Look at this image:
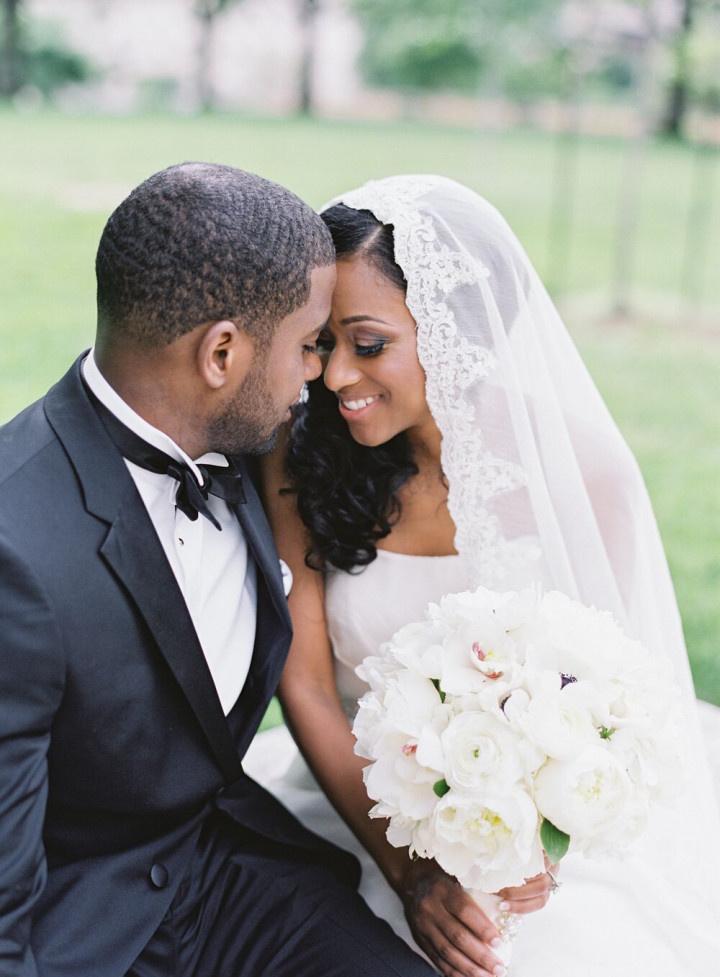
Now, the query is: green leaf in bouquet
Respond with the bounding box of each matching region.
[540,817,570,863]
[433,778,450,797]
[599,726,617,740]
[431,678,446,703]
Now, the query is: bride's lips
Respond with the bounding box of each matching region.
[337,394,382,421]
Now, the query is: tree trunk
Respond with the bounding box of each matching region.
[660,0,695,139]
[196,2,216,112]
[0,0,22,97]
[297,0,319,115]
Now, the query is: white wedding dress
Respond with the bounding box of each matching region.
[246,550,720,977]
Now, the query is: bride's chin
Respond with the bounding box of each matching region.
[348,427,394,448]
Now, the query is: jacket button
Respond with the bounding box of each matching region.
[150,863,169,889]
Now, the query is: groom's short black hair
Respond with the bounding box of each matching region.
[95,162,334,348]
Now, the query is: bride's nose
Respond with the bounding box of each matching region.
[323,344,363,393]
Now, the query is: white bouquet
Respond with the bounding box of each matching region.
[352,586,683,959]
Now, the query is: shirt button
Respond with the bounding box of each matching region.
[150,863,169,889]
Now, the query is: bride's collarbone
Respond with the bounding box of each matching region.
[381,482,457,558]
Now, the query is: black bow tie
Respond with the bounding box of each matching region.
[87,389,246,530]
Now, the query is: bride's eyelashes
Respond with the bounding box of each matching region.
[355,339,387,357]
[313,332,388,358]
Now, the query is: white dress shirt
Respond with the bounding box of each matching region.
[82,350,257,715]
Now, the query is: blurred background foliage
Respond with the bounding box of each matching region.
[0,0,718,708]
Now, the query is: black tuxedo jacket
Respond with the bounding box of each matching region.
[0,357,359,977]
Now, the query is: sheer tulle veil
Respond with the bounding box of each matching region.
[324,176,720,936]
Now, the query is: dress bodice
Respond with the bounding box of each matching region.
[325,549,474,712]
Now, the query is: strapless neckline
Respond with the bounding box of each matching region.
[375,549,461,560]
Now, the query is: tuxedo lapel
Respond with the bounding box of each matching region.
[99,500,244,782]
[44,356,243,782]
[232,460,291,634]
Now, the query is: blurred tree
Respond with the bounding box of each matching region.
[352,0,558,95]
[661,0,697,137]
[194,0,245,111]
[1,3,92,101]
[25,32,91,98]
[194,0,320,115]
[298,0,319,114]
[353,0,483,93]
[682,1,720,115]
[0,0,21,96]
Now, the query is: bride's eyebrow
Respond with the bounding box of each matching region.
[340,315,393,326]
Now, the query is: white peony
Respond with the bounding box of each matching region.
[533,745,636,852]
[504,674,603,760]
[388,620,445,679]
[428,787,543,892]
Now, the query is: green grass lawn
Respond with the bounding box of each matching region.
[1,109,717,706]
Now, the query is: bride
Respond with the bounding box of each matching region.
[251,176,720,977]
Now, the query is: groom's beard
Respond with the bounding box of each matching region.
[206,357,280,456]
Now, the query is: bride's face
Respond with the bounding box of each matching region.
[322,254,434,448]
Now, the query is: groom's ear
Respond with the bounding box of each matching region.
[196,319,254,390]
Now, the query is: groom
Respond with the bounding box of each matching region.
[0,163,435,977]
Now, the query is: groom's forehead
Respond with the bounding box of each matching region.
[295,263,336,316]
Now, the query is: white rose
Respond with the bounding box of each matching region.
[430,787,543,891]
[533,745,636,851]
[441,711,535,792]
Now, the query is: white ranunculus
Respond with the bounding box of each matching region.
[533,745,636,850]
[441,711,536,792]
[430,787,543,891]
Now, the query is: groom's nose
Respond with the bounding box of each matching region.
[304,350,323,384]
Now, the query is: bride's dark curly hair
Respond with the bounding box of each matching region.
[284,203,418,572]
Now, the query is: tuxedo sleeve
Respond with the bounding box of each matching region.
[0,534,66,977]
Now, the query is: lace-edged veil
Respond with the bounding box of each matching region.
[325,175,720,934]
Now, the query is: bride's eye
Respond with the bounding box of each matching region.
[355,340,387,358]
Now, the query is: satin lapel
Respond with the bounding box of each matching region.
[233,458,291,633]
[221,461,292,741]
[100,497,244,782]
[45,357,243,783]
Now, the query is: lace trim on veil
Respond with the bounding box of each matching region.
[337,177,540,586]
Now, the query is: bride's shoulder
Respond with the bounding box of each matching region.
[258,422,318,575]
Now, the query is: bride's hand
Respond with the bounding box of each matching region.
[398,859,507,977]
[495,865,555,915]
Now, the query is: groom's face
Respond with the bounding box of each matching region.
[207,264,335,454]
